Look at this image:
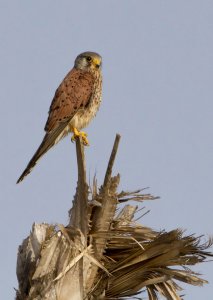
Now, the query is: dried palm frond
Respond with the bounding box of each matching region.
[88,197,212,299]
[16,135,213,300]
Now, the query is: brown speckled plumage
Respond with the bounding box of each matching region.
[17,52,102,183]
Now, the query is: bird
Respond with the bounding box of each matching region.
[17,51,102,183]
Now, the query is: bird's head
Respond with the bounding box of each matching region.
[74,51,102,71]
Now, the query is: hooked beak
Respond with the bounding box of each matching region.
[93,57,101,69]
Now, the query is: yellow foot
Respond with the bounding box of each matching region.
[71,127,89,146]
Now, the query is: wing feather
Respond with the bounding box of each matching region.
[45,68,94,132]
[17,68,94,183]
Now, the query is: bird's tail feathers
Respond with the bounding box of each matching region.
[16,123,70,184]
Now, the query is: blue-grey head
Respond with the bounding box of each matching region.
[74,51,102,71]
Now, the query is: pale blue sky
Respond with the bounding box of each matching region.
[1,1,213,299]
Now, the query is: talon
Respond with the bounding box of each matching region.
[80,132,89,146]
[71,127,89,146]
[71,135,76,143]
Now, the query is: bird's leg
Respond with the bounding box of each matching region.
[71,126,89,146]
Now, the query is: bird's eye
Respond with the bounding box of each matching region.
[86,56,92,62]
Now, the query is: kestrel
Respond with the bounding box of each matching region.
[17,51,102,183]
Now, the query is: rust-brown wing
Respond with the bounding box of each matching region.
[45,68,95,132]
[17,68,94,183]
